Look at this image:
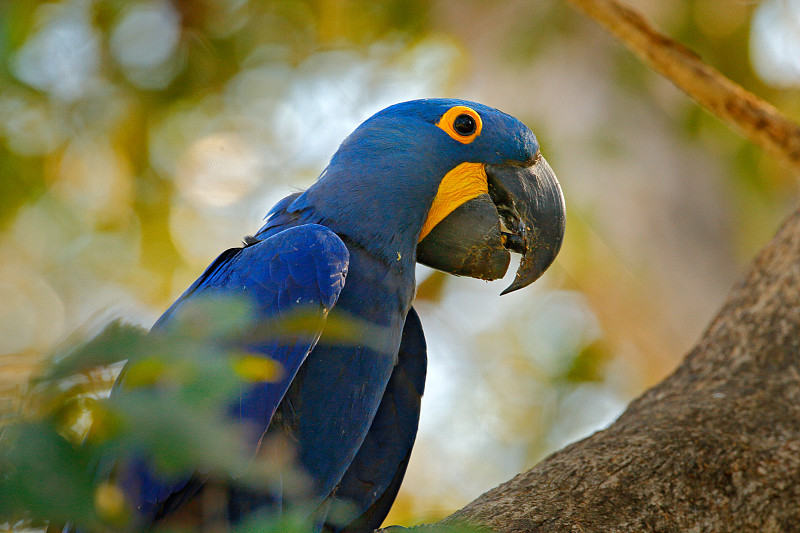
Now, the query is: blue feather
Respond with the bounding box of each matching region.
[118,224,349,523]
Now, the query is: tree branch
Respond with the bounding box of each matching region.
[433,203,800,531]
[564,0,800,172]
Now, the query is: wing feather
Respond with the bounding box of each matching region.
[119,224,349,524]
[326,307,427,532]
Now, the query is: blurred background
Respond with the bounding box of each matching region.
[1,0,799,526]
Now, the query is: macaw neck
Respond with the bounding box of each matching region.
[290,145,459,275]
[290,181,421,277]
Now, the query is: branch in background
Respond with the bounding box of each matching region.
[564,0,800,172]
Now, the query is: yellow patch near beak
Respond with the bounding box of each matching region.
[419,162,488,241]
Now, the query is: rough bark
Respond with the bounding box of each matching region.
[424,207,800,531]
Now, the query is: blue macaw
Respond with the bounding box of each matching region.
[119,99,565,531]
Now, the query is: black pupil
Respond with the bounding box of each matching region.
[453,114,476,136]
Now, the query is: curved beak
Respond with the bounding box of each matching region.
[416,155,565,294]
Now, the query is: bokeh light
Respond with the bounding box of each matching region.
[110,1,183,89]
[751,0,800,87]
[11,1,101,102]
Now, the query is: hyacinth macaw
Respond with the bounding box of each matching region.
[121,99,565,531]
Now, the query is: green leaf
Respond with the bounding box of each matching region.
[0,422,103,528]
[37,321,149,383]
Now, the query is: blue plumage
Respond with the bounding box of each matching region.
[327,307,427,531]
[123,225,349,523]
[115,98,563,531]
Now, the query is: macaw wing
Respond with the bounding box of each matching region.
[120,223,349,524]
[326,307,427,532]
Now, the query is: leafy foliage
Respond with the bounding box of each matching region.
[0,295,357,532]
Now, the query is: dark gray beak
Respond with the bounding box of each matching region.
[416,155,565,294]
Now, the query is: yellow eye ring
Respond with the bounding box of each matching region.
[437,105,482,144]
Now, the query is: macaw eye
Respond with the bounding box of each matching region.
[437,105,483,144]
[453,114,477,136]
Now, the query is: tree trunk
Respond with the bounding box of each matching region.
[426,206,800,531]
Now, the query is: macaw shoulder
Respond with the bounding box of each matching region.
[154,223,349,329]
[225,224,349,311]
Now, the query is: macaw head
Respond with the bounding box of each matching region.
[294,98,565,294]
